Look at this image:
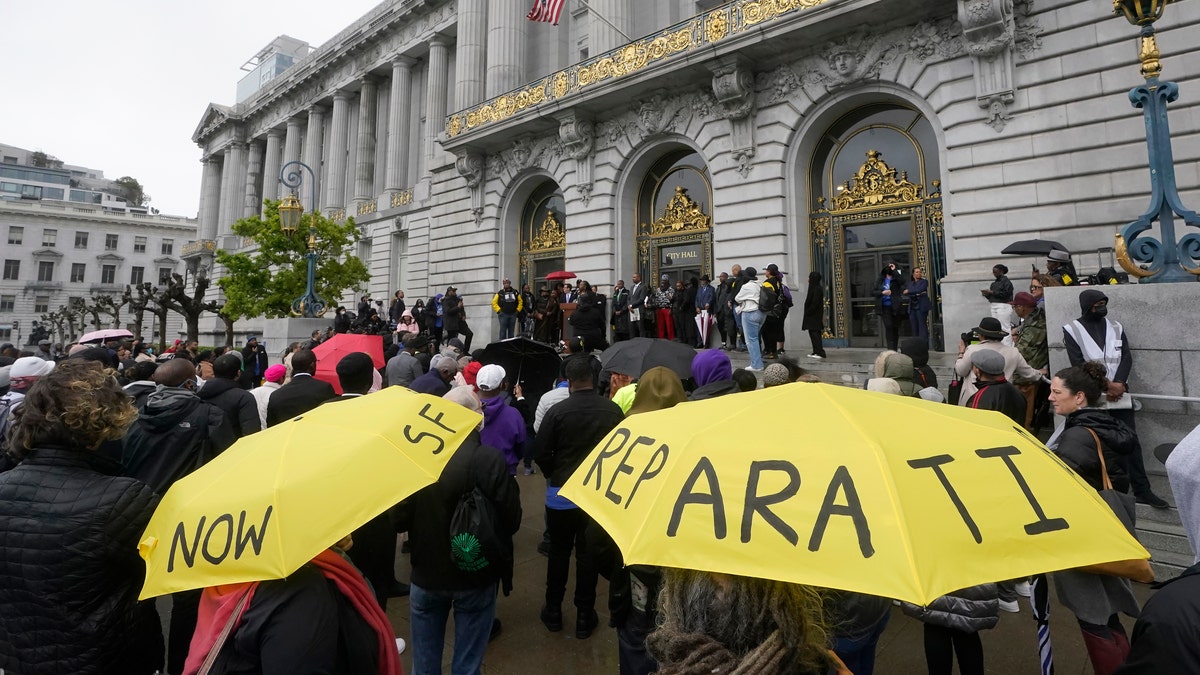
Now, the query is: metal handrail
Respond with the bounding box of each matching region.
[1129,393,1200,403]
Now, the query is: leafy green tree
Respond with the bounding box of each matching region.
[216,200,369,320]
[113,176,150,207]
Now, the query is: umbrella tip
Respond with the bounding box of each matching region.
[138,536,159,560]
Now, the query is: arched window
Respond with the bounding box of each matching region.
[519,181,566,289]
[636,149,713,284]
[807,104,946,349]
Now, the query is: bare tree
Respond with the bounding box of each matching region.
[157,272,212,344]
[94,294,128,329]
[123,282,155,338]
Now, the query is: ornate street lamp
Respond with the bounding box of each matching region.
[1112,0,1200,282]
[278,161,328,317]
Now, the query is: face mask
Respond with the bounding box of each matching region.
[1091,306,1108,318]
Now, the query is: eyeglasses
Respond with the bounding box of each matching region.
[1029,285,1043,291]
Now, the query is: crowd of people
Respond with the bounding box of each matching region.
[0,246,1195,675]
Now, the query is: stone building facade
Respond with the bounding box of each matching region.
[191,0,1200,348]
[0,200,195,345]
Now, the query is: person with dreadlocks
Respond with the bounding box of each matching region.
[646,569,851,675]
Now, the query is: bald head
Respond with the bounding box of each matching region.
[153,358,198,388]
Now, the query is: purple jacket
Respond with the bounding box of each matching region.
[479,395,527,476]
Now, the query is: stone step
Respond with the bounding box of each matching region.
[1138,527,1195,558]
[1137,502,1183,526]
[1150,549,1195,582]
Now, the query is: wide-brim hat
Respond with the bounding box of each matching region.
[972,317,1008,340]
[1047,249,1071,262]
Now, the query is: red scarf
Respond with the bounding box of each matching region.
[184,549,402,675]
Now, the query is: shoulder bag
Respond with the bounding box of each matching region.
[1076,428,1154,583]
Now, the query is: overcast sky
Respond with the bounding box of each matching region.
[1,0,379,217]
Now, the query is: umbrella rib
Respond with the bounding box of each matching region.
[819,387,926,603]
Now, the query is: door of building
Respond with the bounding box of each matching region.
[847,249,913,348]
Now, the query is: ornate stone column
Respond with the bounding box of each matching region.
[589,0,631,55]
[198,156,222,242]
[386,57,415,193]
[325,91,352,211]
[486,0,526,98]
[354,76,379,203]
[217,146,233,232]
[302,105,325,211]
[456,0,488,108]
[261,128,283,207]
[243,140,264,219]
[284,116,303,166]
[222,141,245,232]
[425,36,450,163]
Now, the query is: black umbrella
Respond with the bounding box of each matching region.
[1001,239,1070,255]
[478,337,561,399]
[600,337,696,379]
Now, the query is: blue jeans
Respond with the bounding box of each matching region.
[498,313,516,340]
[742,309,765,369]
[832,611,890,675]
[409,582,497,675]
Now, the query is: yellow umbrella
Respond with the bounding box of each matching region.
[559,383,1148,606]
[138,387,480,599]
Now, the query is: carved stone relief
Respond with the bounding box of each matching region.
[454,150,485,224]
[557,111,596,205]
[710,56,758,178]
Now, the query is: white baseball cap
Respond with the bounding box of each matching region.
[476,364,506,392]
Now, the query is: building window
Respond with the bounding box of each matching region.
[105,234,119,250]
[8,226,23,246]
[130,266,144,285]
[0,328,10,341]
[37,261,55,282]
[0,295,14,312]
[34,295,49,313]
[2,260,18,280]
[162,238,174,255]
[75,231,89,249]
[71,263,86,283]
[158,267,173,284]
[134,236,147,253]
[42,229,57,247]
[101,264,116,285]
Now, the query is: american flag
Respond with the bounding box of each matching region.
[527,0,566,25]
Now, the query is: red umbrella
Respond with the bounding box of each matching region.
[311,333,385,395]
[545,271,577,281]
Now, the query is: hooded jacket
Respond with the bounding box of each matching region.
[197,377,262,438]
[881,352,921,397]
[479,395,527,476]
[122,387,235,493]
[394,433,521,594]
[899,337,938,390]
[1054,408,1137,493]
[0,448,163,674]
[689,350,740,400]
[1064,289,1132,384]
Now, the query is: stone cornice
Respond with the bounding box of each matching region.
[194,0,457,146]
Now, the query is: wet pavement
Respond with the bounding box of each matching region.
[385,468,1155,674]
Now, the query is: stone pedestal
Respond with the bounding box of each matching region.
[1044,283,1200,481]
[262,317,330,365]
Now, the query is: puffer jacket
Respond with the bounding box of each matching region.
[902,583,1000,633]
[881,352,921,397]
[1054,408,1137,493]
[0,447,163,674]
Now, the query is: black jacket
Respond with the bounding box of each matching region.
[689,380,741,400]
[963,378,1026,425]
[123,388,235,493]
[1054,409,1137,493]
[871,271,906,316]
[395,433,522,594]
[802,282,824,330]
[266,373,337,427]
[1114,563,1200,675]
[443,295,466,333]
[0,448,163,675]
[210,562,378,675]
[534,389,625,488]
[197,377,262,438]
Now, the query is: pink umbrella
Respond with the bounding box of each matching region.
[694,310,714,348]
[78,328,134,344]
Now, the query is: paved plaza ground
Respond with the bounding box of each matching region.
[384,467,1155,674]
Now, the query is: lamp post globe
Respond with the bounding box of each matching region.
[278,192,303,236]
[1113,0,1171,26]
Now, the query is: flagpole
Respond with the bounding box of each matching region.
[576,0,633,44]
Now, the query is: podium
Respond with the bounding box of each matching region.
[559,302,577,341]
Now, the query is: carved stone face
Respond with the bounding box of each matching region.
[832,51,858,76]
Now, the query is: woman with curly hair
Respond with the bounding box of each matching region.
[0,359,163,674]
[647,569,850,675]
[1048,361,1142,674]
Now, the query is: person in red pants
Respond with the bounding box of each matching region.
[652,275,675,340]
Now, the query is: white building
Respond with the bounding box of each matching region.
[0,147,197,347]
[189,0,1200,350]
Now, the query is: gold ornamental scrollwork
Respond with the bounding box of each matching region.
[832,150,923,212]
[444,0,833,138]
[528,210,567,251]
[390,189,414,208]
[357,200,377,216]
[648,186,711,236]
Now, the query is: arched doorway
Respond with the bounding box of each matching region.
[807,104,946,349]
[635,149,713,284]
[518,181,567,290]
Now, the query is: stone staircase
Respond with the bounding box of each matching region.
[722,346,1193,581]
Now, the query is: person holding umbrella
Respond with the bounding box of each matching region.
[694,275,715,348]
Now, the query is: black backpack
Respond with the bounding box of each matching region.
[448,486,504,574]
[758,283,778,313]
